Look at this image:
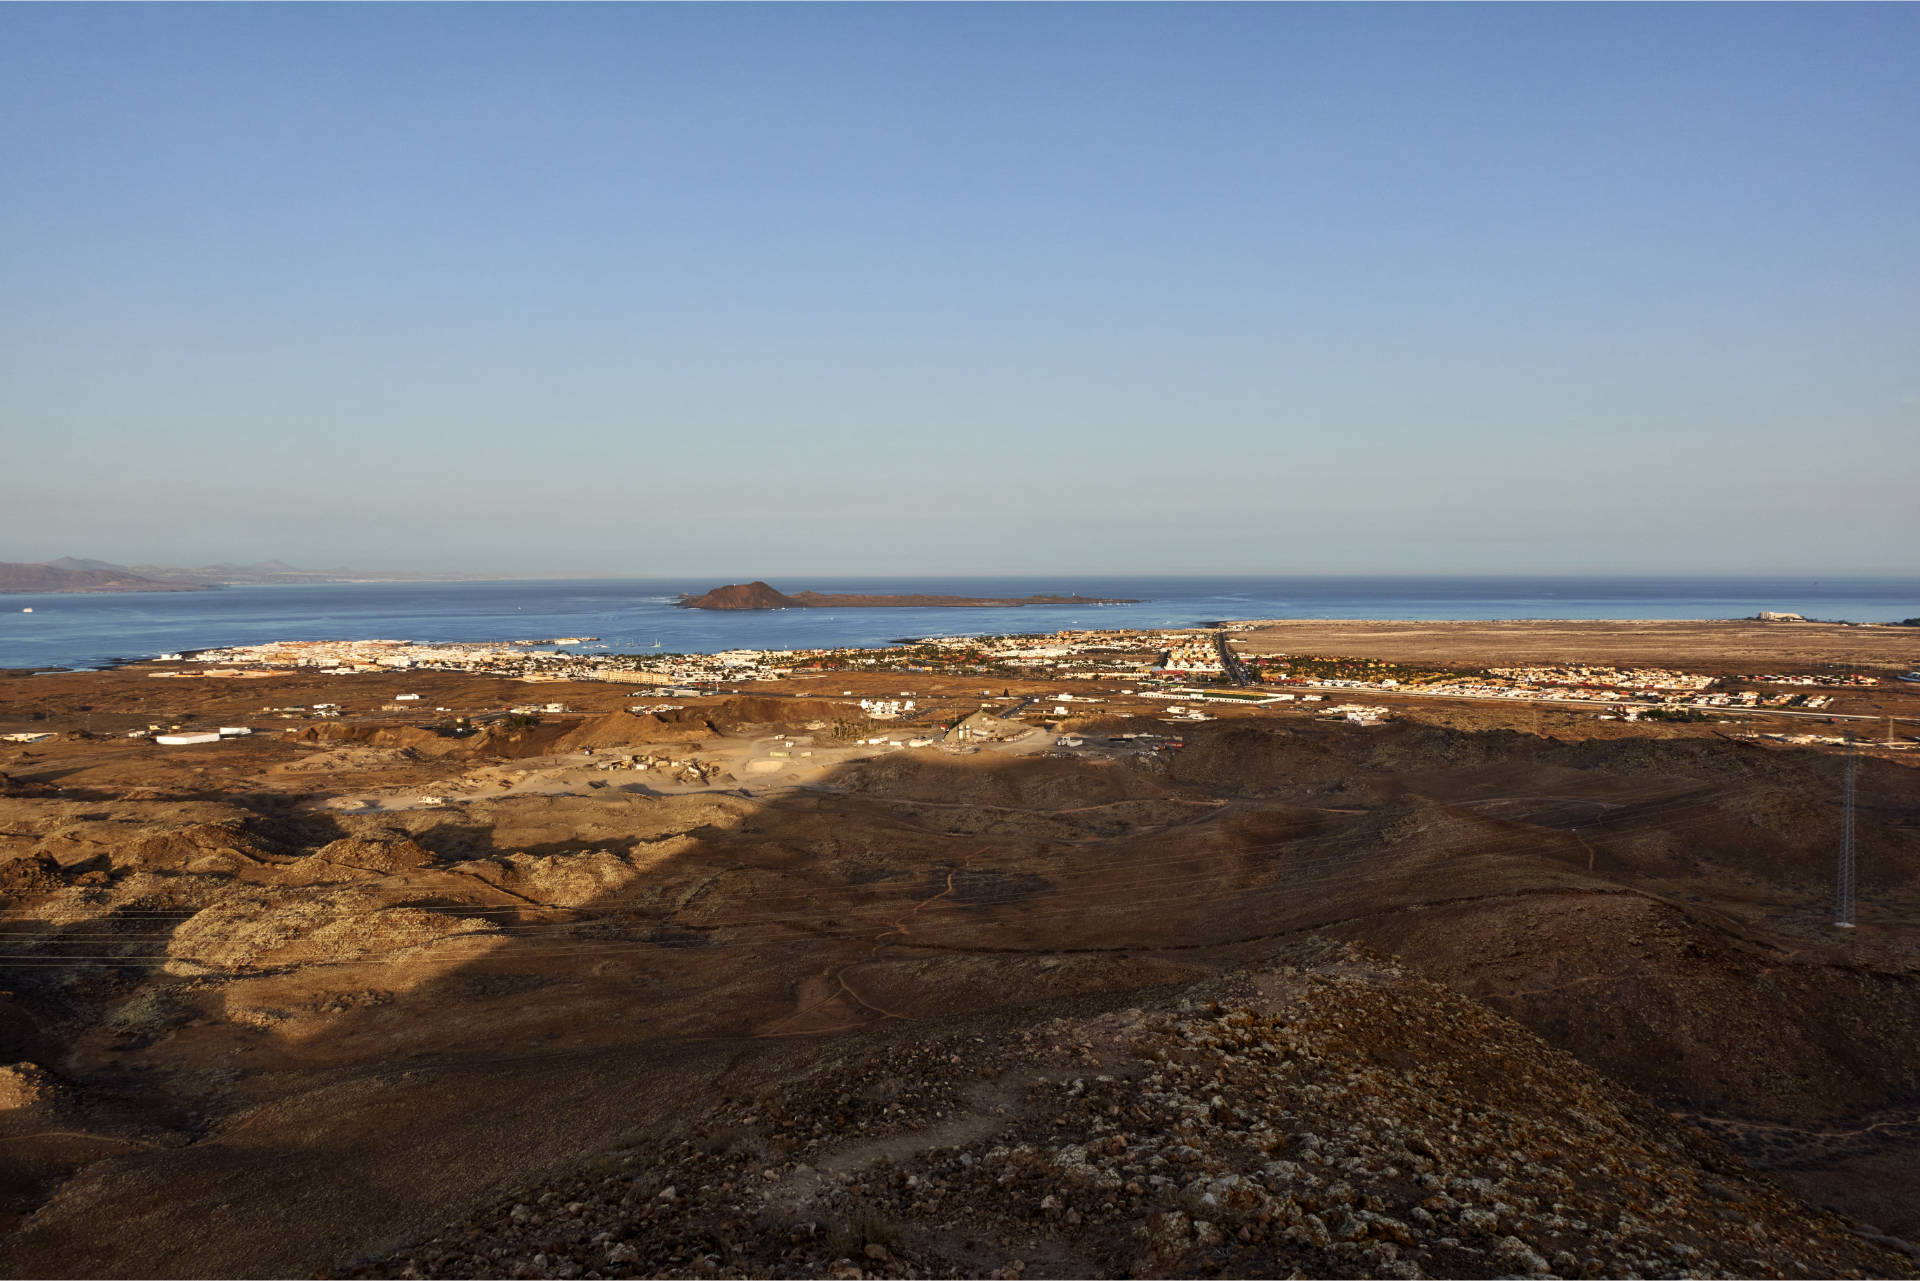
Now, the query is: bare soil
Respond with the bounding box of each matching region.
[1,636,1917,1277]
[1234,619,1920,674]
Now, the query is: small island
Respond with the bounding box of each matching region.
[677,581,1140,611]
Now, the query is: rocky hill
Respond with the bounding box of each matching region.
[679,581,803,609]
[357,948,1913,1279]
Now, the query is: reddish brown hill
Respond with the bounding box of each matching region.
[676,581,800,610]
[678,581,1138,609]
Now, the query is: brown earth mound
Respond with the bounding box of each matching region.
[360,948,1912,1280]
[0,1062,68,1116]
[0,853,64,900]
[110,821,282,873]
[291,836,439,880]
[295,722,470,757]
[836,751,1173,810]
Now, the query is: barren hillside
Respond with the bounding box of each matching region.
[1,664,1916,1276]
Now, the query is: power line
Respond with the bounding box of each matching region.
[1834,741,1856,929]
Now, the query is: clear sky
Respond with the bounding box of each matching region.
[3,3,1915,576]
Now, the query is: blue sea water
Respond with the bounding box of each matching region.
[2,577,1917,672]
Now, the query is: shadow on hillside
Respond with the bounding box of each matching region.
[9,706,1920,1276]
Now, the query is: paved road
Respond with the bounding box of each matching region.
[1212,631,1257,687]
[1278,682,1917,728]
[671,683,1912,732]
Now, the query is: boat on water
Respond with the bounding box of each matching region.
[1900,671,1920,683]
[20,607,31,613]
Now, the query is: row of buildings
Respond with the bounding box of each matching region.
[174,632,1874,717]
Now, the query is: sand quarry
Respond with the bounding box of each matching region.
[1,627,1919,1278]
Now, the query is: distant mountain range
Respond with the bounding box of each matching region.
[0,559,521,594]
[0,561,203,594]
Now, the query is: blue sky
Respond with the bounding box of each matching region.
[3,4,1915,575]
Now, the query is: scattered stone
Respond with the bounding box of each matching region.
[351,951,1914,1279]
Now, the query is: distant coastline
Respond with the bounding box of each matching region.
[6,575,1916,673]
[677,581,1142,611]
[0,562,206,594]
[0,558,577,594]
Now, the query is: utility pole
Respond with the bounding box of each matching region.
[1834,739,1857,929]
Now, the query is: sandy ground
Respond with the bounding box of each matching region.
[1233,618,1920,672]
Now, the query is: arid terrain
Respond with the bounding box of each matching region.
[1232,618,1920,673]
[2,622,1919,1278]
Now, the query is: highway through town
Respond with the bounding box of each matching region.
[1212,630,1257,687]
[699,679,1912,731]
[1266,683,1918,731]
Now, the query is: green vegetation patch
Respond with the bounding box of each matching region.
[1248,655,1484,684]
[1641,707,1718,723]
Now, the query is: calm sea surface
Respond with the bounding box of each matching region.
[3,577,1917,671]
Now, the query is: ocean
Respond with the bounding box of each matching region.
[2,576,1917,672]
